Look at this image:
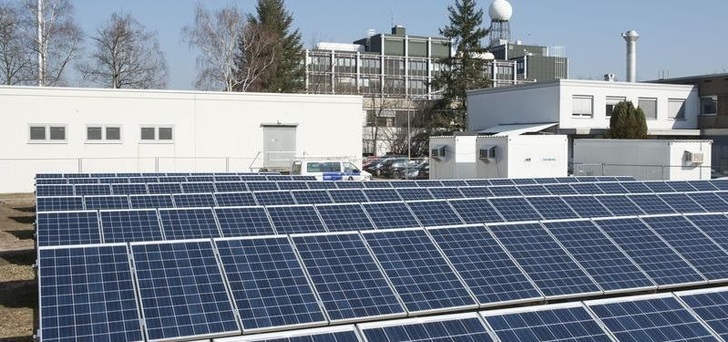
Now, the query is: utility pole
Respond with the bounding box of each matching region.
[37,0,44,86]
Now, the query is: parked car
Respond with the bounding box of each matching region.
[405,161,429,179]
[291,160,372,181]
[378,158,411,178]
[388,159,422,179]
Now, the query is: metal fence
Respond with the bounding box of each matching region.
[572,162,714,180]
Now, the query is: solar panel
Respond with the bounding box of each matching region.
[363,202,421,229]
[221,325,361,341]
[74,184,112,196]
[526,196,579,220]
[658,193,706,213]
[291,190,333,205]
[595,182,629,194]
[214,175,241,182]
[666,180,698,192]
[441,179,468,187]
[534,177,559,184]
[214,206,275,237]
[487,222,602,298]
[99,209,163,243]
[488,197,542,222]
[457,186,493,198]
[67,178,99,185]
[36,196,85,212]
[64,173,91,178]
[687,180,719,191]
[363,188,402,202]
[214,237,327,332]
[276,181,310,190]
[267,205,327,234]
[362,181,392,189]
[447,198,504,224]
[593,217,707,287]
[569,183,604,195]
[543,220,655,292]
[291,232,406,322]
[516,184,551,196]
[173,193,218,208]
[101,177,131,184]
[158,208,221,240]
[157,176,187,183]
[677,288,728,341]
[627,194,677,214]
[267,175,293,181]
[575,176,603,183]
[482,303,613,342]
[214,182,249,193]
[686,192,728,212]
[512,178,538,185]
[359,313,493,342]
[111,183,148,195]
[128,194,174,209]
[555,177,579,183]
[254,191,298,206]
[36,178,67,185]
[489,178,514,186]
[488,185,522,197]
[131,176,158,183]
[38,244,144,342]
[238,174,267,181]
[327,189,368,203]
[36,211,101,247]
[643,181,676,193]
[36,173,64,179]
[406,200,464,227]
[586,294,719,342]
[620,181,653,194]
[215,192,258,207]
[561,196,614,218]
[594,195,644,216]
[543,183,578,195]
[36,185,74,197]
[147,182,183,194]
[305,181,338,190]
[414,180,444,187]
[685,214,728,250]
[396,187,434,201]
[427,225,542,306]
[84,195,130,211]
[245,181,280,192]
[181,182,216,193]
[131,240,240,341]
[641,215,728,282]
[333,181,365,189]
[315,203,375,231]
[709,180,728,190]
[187,175,214,182]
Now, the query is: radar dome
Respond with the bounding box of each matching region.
[489,0,513,21]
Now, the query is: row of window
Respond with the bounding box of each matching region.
[571,96,686,120]
[29,125,174,143]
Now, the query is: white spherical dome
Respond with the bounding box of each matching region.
[489,0,513,21]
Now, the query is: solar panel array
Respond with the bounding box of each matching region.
[35,174,728,341]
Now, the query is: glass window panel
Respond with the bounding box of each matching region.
[30,126,46,140]
[49,126,65,140]
[87,127,102,140]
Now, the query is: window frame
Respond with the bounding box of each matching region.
[140,125,174,143]
[571,95,594,118]
[86,125,122,143]
[701,96,717,116]
[28,124,67,144]
[638,97,658,120]
[605,96,626,117]
[667,98,687,121]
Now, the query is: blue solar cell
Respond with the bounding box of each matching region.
[315,204,375,231]
[543,220,655,292]
[187,175,214,182]
[620,181,653,194]
[214,192,257,207]
[428,225,542,305]
[396,187,434,201]
[488,197,542,222]
[685,214,728,250]
[667,180,698,192]
[628,194,677,214]
[595,182,629,194]
[360,315,493,342]
[658,193,706,213]
[36,178,68,185]
[64,173,91,178]
[489,179,514,186]
[488,185,522,197]
[534,177,559,184]
[36,211,101,247]
[181,182,216,193]
[214,175,242,182]
[363,188,402,202]
[555,177,579,183]
[84,195,130,211]
[414,180,444,187]
[267,175,294,181]
[687,192,728,212]
[246,181,280,192]
[97,177,129,184]
[131,240,240,341]
[38,244,143,342]
[688,181,719,191]
[159,208,221,240]
[147,182,183,194]
[128,194,174,209]
[678,289,728,341]
[276,181,310,190]
[131,176,159,183]
[483,304,613,342]
[561,196,614,218]
[117,172,142,177]
[254,191,298,206]
[214,182,249,192]
[36,173,64,179]
[594,195,644,216]
[488,222,602,297]
[441,180,468,187]
[291,233,406,322]
[642,215,728,282]
[390,181,416,188]
[37,185,75,197]
[111,183,148,195]
[516,185,551,196]
[512,178,538,185]
[173,193,217,208]
[709,180,728,190]
[157,176,187,183]
[569,183,604,195]
[362,229,477,313]
[36,196,85,212]
[587,295,719,342]
[238,174,267,181]
[214,206,275,237]
[305,181,338,190]
[74,184,112,196]
[594,217,707,287]
[448,198,504,224]
[334,181,365,189]
[526,197,579,220]
[327,189,368,203]
[215,237,326,332]
[643,181,676,193]
[363,202,421,229]
[362,181,393,188]
[406,200,464,227]
[291,190,333,205]
[457,186,493,198]
[544,184,578,195]
[267,205,327,234]
[67,178,99,185]
[100,209,163,243]
[574,176,602,183]
[241,327,361,341]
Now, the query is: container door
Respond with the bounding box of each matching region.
[262,124,297,170]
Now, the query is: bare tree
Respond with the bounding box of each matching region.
[77,12,167,89]
[182,4,246,91]
[0,2,33,85]
[233,22,277,92]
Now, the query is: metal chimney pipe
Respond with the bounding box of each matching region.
[622,30,639,82]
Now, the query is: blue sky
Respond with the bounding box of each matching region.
[72,0,728,89]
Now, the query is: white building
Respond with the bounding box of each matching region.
[0,86,363,193]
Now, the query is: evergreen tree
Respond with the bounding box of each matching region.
[608,101,648,139]
[247,0,304,93]
[433,0,490,131]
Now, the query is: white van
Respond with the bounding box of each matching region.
[291,160,372,181]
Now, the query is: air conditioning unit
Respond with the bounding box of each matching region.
[685,151,704,164]
[479,145,497,163]
[431,145,447,161]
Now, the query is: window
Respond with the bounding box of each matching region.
[306,162,340,173]
[87,125,121,141]
[29,125,66,142]
[141,127,156,140]
[572,95,593,117]
[701,96,717,115]
[158,127,173,140]
[141,126,173,142]
[30,126,46,140]
[668,99,686,120]
[606,96,626,117]
[106,127,121,140]
[638,97,657,120]
[87,127,103,140]
[49,127,65,140]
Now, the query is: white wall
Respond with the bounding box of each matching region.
[505,135,568,178]
[428,136,456,179]
[0,86,363,193]
[667,141,712,180]
[468,83,561,131]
